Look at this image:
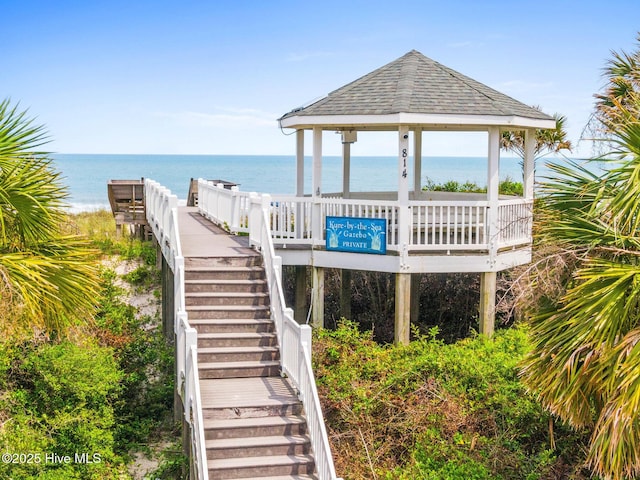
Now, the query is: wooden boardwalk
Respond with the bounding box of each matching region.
[178,207,252,257]
[177,206,318,479]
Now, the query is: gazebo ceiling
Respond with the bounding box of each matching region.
[279,50,556,131]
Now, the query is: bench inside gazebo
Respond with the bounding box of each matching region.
[197,50,556,342]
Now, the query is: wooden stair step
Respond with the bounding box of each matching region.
[186,278,266,285]
[198,332,277,348]
[208,434,309,449]
[187,305,271,320]
[187,305,270,311]
[200,377,301,412]
[189,318,274,333]
[209,454,315,479]
[207,434,310,459]
[198,346,279,353]
[186,292,268,298]
[185,265,265,280]
[204,415,307,439]
[198,346,279,363]
[253,475,318,480]
[186,292,269,307]
[185,278,267,293]
[198,360,280,379]
[185,256,261,268]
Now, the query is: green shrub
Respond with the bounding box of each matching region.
[499,176,524,196]
[314,321,589,479]
[0,212,173,478]
[23,341,122,412]
[0,341,125,479]
[94,265,173,452]
[422,177,524,196]
[122,264,160,288]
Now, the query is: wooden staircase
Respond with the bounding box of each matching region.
[185,254,318,480]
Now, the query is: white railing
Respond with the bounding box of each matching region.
[269,195,314,242]
[197,179,250,234]
[145,179,209,480]
[408,201,489,250]
[194,181,532,254]
[249,193,341,480]
[497,199,534,248]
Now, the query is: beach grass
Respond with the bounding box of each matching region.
[61,208,117,239]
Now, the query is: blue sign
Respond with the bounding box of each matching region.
[325,216,387,254]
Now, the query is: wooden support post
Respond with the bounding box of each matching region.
[161,256,174,341]
[410,273,421,326]
[115,213,124,238]
[182,418,190,477]
[294,265,308,324]
[395,273,411,344]
[312,266,325,328]
[340,269,352,320]
[154,235,162,270]
[479,272,497,336]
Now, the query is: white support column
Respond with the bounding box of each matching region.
[413,128,422,194]
[312,127,322,198]
[487,127,500,262]
[342,141,351,199]
[296,129,305,196]
[296,129,305,240]
[312,127,323,244]
[398,126,410,252]
[523,129,535,200]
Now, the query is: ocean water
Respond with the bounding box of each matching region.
[52,154,541,212]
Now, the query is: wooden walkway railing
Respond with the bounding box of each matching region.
[196,179,533,252]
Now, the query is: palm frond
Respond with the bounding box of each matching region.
[0,99,98,335]
[0,238,100,333]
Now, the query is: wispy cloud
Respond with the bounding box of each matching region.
[285,51,335,62]
[157,107,277,128]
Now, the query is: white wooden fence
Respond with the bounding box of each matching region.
[197,179,533,251]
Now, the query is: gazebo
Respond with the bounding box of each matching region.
[272,50,555,342]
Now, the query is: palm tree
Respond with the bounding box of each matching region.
[581,33,640,156]
[0,99,99,335]
[518,41,640,479]
[594,33,640,130]
[501,111,572,161]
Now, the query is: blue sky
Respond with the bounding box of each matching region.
[3,0,639,157]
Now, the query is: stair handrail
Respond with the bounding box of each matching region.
[249,193,341,480]
[145,179,209,480]
[197,178,250,234]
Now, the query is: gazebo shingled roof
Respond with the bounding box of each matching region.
[279,50,555,129]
